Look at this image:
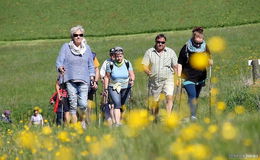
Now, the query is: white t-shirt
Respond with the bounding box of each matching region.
[31,114,43,125]
[100,58,113,79]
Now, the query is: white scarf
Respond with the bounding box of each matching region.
[68,38,87,56]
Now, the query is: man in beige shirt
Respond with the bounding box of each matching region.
[142,34,178,118]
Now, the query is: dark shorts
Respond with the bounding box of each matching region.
[57,97,70,112]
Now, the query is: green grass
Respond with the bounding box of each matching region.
[0,0,259,41]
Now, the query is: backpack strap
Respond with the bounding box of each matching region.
[185,44,190,63]
[124,59,130,70]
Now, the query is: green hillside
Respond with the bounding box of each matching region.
[0,0,259,40]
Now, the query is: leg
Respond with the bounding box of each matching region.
[108,88,122,125]
[66,82,78,123]
[78,83,89,126]
[166,95,173,114]
[184,84,197,118]
[164,78,174,114]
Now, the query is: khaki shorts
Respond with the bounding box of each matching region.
[149,78,174,101]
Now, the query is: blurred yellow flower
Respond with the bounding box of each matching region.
[89,142,102,155]
[208,36,226,53]
[243,138,252,147]
[216,102,226,111]
[211,77,218,84]
[42,126,52,135]
[57,131,70,142]
[80,150,89,156]
[208,124,218,134]
[17,130,38,151]
[190,52,210,70]
[0,154,7,160]
[134,57,145,72]
[186,144,211,159]
[221,122,237,140]
[234,105,245,114]
[162,112,180,130]
[42,139,54,151]
[180,124,203,141]
[72,122,84,134]
[44,119,48,123]
[203,117,211,124]
[101,134,115,149]
[85,136,92,143]
[55,146,73,160]
[170,138,187,157]
[126,109,151,130]
[211,88,219,96]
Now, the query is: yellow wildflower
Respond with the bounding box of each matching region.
[203,117,211,124]
[57,131,70,142]
[72,122,84,134]
[42,126,52,135]
[101,134,115,149]
[89,142,102,156]
[221,122,237,140]
[0,154,7,160]
[186,144,211,159]
[180,124,203,141]
[234,105,245,114]
[162,112,180,130]
[243,138,252,147]
[208,36,226,53]
[85,136,92,143]
[55,146,73,160]
[216,101,226,111]
[208,124,218,134]
[134,57,145,72]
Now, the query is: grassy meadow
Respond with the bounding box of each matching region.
[0,0,260,159]
[0,0,260,40]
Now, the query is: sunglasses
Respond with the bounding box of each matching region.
[156,41,166,44]
[73,34,84,37]
[115,49,123,53]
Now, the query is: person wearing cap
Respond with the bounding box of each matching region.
[100,48,116,126]
[103,47,135,126]
[177,27,213,121]
[142,34,178,119]
[56,25,95,126]
[1,110,12,123]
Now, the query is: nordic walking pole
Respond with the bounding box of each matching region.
[94,91,98,126]
[178,85,183,112]
[172,83,179,112]
[208,65,212,118]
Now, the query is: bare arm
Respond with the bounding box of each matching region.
[143,64,152,76]
[129,70,135,87]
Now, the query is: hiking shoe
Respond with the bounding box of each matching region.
[190,116,197,122]
[113,123,122,127]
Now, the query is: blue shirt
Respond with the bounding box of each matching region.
[56,43,95,84]
[106,60,133,88]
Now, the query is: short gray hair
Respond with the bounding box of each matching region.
[70,25,85,39]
